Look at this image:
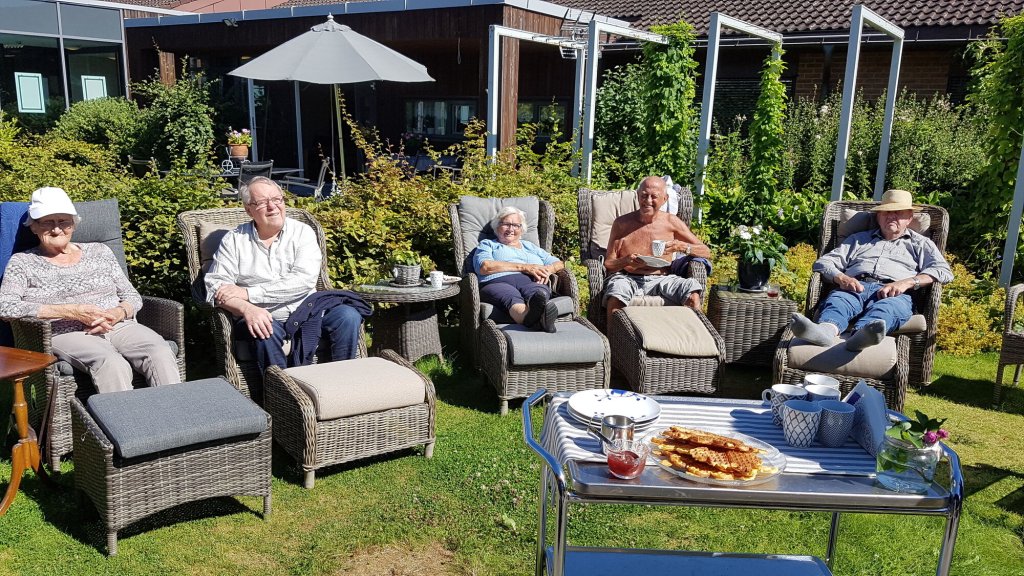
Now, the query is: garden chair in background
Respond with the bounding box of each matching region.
[577,186,708,333]
[1,199,185,469]
[449,195,609,414]
[237,160,273,188]
[994,283,1024,405]
[176,207,366,403]
[282,158,331,200]
[127,155,157,178]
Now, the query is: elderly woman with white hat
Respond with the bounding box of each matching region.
[0,187,179,392]
[790,189,953,352]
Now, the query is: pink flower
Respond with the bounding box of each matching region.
[937,429,949,439]
[923,431,938,444]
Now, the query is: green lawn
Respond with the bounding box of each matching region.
[1,343,1022,575]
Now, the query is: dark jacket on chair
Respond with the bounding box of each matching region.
[284,290,372,367]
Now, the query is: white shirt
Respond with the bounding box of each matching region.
[204,217,321,321]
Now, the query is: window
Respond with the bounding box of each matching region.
[64,39,124,102]
[404,99,476,137]
[0,33,64,130]
[517,101,568,138]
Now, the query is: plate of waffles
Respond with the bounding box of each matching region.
[648,426,786,486]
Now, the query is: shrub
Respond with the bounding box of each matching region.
[132,67,216,170]
[50,97,141,161]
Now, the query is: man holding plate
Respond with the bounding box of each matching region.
[603,176,712,328]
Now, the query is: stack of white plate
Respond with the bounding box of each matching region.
[566,389,661,431]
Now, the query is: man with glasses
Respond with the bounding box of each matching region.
[790,189,952,351]
[204,177,367,371]
[603,176,712,328]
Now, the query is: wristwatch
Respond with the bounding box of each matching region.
[912,276,920,290]
[684,243,692,256]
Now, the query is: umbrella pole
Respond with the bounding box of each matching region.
[334,84,347,179]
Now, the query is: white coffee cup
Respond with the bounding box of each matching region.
[761,384,808,427]
[805,384,841,403]
[429,270,444,289]
[803,374,841,390]
[652,240,667,257]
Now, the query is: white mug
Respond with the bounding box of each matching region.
[761,384,808,427]
[429,270,444,289]
[805,384,841,403]
[803,374,841,390]
[651,240,667,257]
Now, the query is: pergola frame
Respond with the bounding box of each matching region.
[694,13,783,223]
[486,25,587,158]
[999,137,1024,285]
[831,4,904,201]
[580,21,667,183]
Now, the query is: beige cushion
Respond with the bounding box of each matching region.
[283,357,425,421]
[893,314,927,335]
[622,307,719,357]
[837,209,931,245]
[628,295,669,306]
[589,190,639,260]
[787,335,898,379]
[198,221,235,273]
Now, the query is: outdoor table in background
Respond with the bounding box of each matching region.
[0,346,57,516]
[355,280,460,362]
[524,391,963,576]
[708,284,798,365]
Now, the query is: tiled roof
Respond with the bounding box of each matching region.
[276,0,387,7]
[563,0,1024,33]
[121,0,184,8]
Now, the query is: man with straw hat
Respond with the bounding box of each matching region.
[790,189,952,352]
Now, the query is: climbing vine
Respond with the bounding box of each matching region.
[642,21,700,182]
[740,45,788,225]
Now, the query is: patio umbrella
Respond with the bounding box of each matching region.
[229,14,434,177]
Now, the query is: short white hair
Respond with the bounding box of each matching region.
[24,214,82,227]
[490,206,528,235]
[239,176,282,205]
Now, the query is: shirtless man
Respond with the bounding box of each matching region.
[603,176,712,327]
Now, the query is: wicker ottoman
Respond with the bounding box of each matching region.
[773,326,909,411]
[71,378,272,556]
[263,350,435,489]
[609,307,724,395]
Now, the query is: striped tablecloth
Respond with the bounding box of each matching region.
[541,395,877,477]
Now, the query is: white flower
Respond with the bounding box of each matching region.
[778,208,785,219]
[752,225,763,235]
[739,230,752,240]
[735,225,749,234]
[820,104,830,115]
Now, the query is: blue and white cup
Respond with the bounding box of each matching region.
[817,400,856,448]
[781,400,821,448]
[803,374,841,390]
[805,384,841,403]
[761,384,808,427]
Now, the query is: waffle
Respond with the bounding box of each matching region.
[662,426,763,453]
[651,428,769,481]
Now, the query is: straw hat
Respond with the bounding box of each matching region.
[27,187,77,220]
[870,189,918,212]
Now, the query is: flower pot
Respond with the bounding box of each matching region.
[392,264,422,286]
[228,144,249,159]
[737,260,771,292]
[875,435,942,494]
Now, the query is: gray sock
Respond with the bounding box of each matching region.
[846,319,887,351]
[790,313,838,347]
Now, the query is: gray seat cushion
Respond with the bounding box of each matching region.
[57,339,178,376]
[502,320,605,366]
[86,377,268,459]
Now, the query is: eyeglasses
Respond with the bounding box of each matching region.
[248,197,285,210]
[36,218,75,231]
[498,221,523,230]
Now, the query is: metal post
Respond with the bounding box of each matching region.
[486,25,500,158]
[999,135,1024,286]
[873,38,903,199]
[694,13,722,224]
[826,512,841,568]
[571,48,586,159]
[580,20,601,184]
[247,78,257,162]
[831,5,865,201]
[293,81,304,174]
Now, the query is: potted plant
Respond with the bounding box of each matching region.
[390,249,423,286]
[876,410,949,494]
[721,224,787,292]
[226,127,252,159]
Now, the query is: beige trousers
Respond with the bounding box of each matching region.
[51,321,180,393]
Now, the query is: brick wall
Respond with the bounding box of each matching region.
[794,46,955,101]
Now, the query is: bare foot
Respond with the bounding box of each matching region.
[685,292,701,309]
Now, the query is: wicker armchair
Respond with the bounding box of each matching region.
[577,186,709,333]
[4,199,186,470]
[995,283,1024,405]
[801,200,949,389]
[449,196,610,414]
[176,207,366,402]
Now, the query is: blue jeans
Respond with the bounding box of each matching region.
[239,304,363,372]
[816,281,913,334]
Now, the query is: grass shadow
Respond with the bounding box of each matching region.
[416,326,498,413]
[962,463,1024,519]
[924,375,1024,415]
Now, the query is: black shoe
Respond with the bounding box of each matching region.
[540,300,559,333]
[523,292,549,328]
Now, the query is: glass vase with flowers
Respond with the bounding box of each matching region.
[876,410,949,494]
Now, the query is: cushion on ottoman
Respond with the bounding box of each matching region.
[787,335,898,379]
[501,321,605,366]
[892,314,927,335]
[86,378,267,459]
[283,357,425,420]
[623,307,719,357]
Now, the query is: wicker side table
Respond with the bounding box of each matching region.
[708,285,798,366]
[355,281,460,362]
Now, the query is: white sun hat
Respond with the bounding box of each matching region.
[27,187,77,220]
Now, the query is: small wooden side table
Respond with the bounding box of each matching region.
[707,285,798,366]
[1,346,57,516]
